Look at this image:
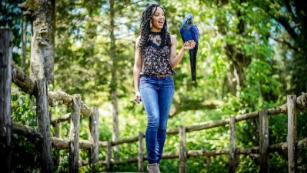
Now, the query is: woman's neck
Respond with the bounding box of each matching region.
[150,27,161,33]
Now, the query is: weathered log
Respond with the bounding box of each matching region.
[89,108,99,169]
[259,110,269,173]
[99,135,139,147]
[229,117,236,173]
[106,141,112,171]
[35,78,54,172]
[0,29,13,172]
[167,105,286,135]
[91,138,307,166]
[29,0,56,171]
[49,91,92,116]
[96,102,292,150]
[69,95,81,173]
[10,65,94,118]
[287,95,297,173]
[179,126,187,173]
[12,123,93,150]
[296,92,307,110]
[12,122,42,143]
[52,137,93,150]
[51,113,71,126]
[52,111,60,169]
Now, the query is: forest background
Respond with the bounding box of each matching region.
[1,0,307,172]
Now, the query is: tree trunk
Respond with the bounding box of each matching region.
[109,0,120,159]
[29,0,56,172]
[0,29,12,173]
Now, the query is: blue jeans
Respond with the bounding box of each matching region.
[139,75,175,164]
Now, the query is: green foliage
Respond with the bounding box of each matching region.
[4,0,307,172]
[11,85,37,127]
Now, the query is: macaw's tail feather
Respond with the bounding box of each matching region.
[189,44,198,81]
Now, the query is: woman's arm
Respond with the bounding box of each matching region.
[133,36,142,103]
[169,35,195,68]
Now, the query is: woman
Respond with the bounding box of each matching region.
[133,4,195,173]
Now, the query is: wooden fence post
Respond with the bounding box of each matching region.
[287,95,297,173]
[106,141,112,171]
[259,110,269,173]
[138,132,144,172]
[179,126,187,173]
[229,117,237,173]
[0,29,12,173]
[54,122,60,169]
[69,95,81,173]
[89,108,99,171]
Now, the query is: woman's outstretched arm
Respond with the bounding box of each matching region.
[169,35,195,68]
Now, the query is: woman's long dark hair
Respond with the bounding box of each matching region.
[138,4,171,53]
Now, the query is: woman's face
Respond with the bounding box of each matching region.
[151,7,165,31]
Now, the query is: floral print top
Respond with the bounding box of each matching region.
[140,33,175,76]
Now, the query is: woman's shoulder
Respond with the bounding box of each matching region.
[135,35,141,48]
[136,35,141,42]
[169,34,177,44]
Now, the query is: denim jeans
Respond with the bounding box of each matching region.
[139,75,175,164]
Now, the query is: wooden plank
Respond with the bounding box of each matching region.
[179,126,187,173]
[69,95,81,173]
[138,132,144,172]
[287,95,297,173]
[229,117,237,173]
[259,110,269,173]
[89,108,99,170]
[0,29,12,172]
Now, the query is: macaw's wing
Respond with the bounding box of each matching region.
[191,25,199,42]
[180,27,186,42]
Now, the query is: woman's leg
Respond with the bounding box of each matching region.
[140,78,160,164]
[156,77,174,164]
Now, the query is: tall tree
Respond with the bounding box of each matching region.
[21,0,56,171]
[108,0,120,159]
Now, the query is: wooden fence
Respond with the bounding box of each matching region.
[90,94,306,173]
[1,29,307,173]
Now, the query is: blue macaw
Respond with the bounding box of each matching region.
[180,14,199,81]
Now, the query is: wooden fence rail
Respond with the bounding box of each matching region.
[1,28,307,172]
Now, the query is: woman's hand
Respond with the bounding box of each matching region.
[183,40,196,50]
[134,91,141,104]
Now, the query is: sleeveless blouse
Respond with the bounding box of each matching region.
[140,33,175,76]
